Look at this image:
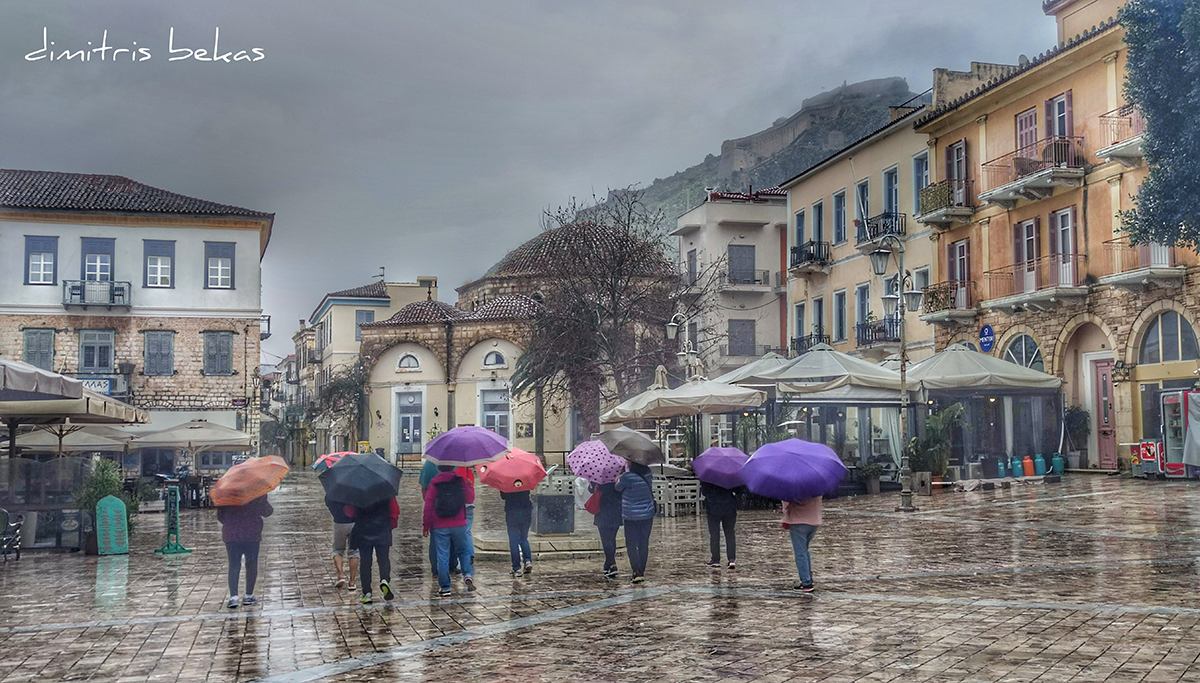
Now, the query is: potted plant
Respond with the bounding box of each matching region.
[72,459,140,555]
[1063,405,1090,469]
[916,403,970,484]
[860,461,885,494]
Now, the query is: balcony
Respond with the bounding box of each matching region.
[1097,237,1185,292]
[919,280,977,327]
[1096,106,1146,166]
[788,241,832,275]
[791,333,830,355]
[260,315,272,341]
[719,344,782,361]
[856,212,906,252]
[855,318,901,348]
[718,269,772,292]
[773,270,788,293]
[915,179,975,227]
[981,253,1089,313]
[62,280,131,309]
[979,136,1086,208]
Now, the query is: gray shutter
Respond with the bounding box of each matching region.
[204,333,218,374]
[38,331,53,370]
[22,332,34,367]
[145,333,159,376]
[163,333,174,375]
[219,333,233,374]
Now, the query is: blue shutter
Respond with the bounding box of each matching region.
[204,333,218,374]
[145,332,159,376]
[219,332,233,375]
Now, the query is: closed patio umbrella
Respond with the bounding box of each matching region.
[601,376,765,423]
[128,420,253,453]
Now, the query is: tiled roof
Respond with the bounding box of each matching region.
[484,221,661,278]
[0,169,273,218]
[326,281,388,299]
[914,17,1120,128]
[364,300,466,327]
[708,186,787,201]
[467,294,541,321]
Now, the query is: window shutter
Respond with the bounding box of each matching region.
[1044,100,1054,138]
[204,333,217,374]
[164,334,174,375]
[22,333,33,366]
[947,242,956,281]
[1068,206,1078,255]
[219,333,232,374]
[1048,215,1059,256]
[1064,90,1074,137]
[1034,216,1042,260]
[145,333,159,376]
[945,144,953,180]
[1013,223,1022,264]
[964,238,972,281]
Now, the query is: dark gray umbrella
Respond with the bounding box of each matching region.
[318,452,402,508]
[597,426,666,466]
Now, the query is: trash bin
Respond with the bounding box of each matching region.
[531,494,574,535]
[979,455,998,479]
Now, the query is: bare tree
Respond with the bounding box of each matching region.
[310,359,367,447]
[511,187,722,435]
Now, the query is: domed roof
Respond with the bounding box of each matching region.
[485,221,662,278]
[367,300,465,327]
[468,294,541,321]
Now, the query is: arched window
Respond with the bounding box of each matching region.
[1139,310,1200,364]
[483,351,506,368]
[1003,334,1043,372]
[397,354,420,371]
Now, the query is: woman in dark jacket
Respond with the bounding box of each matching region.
[217,495,273,609]
[700,481,738,569]
[346,496,399,604]
[614,462,655,583]
[589,481,623,579]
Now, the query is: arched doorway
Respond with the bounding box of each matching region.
[1060,321,1114,468]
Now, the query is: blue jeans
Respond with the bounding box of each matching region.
[433,525,474,591]
[506,510,532,572]
[429,505,475,575]
[789,524,818,586]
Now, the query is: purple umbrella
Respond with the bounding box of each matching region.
[691,447,749,489]
[424,426,508,467]
[567,440,628,484]
[743,439,847,502]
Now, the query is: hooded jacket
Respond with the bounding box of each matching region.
[422,471,476,533]
[614,470,655,521]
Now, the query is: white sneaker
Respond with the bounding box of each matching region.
[227,595,240,609]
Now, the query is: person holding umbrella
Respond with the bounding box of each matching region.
[782,496,821,592]
[477,448,547,577]
[418,459,475,578]
[691,446,749,571]
[317,452,403,604]
[423,465,476,597]
[209,455,289,609]
[568,440,627,579]
[600,427,665,584]
[326,493,359,591]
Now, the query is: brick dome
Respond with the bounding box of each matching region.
[468,294,541,321]
[366,300,465,326]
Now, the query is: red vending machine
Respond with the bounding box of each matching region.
[1160,391,1200,479]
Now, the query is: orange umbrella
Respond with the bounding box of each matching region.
[477,448,547,493]
[210,455,290,506]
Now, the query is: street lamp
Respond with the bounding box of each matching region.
[667,313,700,379]
[870,236,923,512]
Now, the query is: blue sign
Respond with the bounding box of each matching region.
[979,325,995,353]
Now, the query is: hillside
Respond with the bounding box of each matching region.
[639,77,921,220]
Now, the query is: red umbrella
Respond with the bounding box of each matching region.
[210,455,290,506]
[477,448,547,493]
[312,451,354,472]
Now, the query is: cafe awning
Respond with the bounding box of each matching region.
[907,343,1063,392]
[0,359,84,402]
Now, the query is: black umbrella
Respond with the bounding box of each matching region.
[318,452,402,508]
[597,426,666,466]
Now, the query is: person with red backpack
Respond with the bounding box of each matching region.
[422,464,476,597]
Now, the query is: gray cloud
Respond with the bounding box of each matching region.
[0,1,1058,361]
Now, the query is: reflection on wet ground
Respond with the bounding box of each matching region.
[1,472,1199,681]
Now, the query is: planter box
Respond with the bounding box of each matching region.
[531,494,575,535]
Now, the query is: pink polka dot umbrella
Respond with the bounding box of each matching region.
[566,440,628,484]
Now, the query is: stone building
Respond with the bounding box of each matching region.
[913,0,1191,468]
[0,169,273,474]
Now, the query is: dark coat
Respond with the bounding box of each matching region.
[590,482,623,529]
[217,496,273,543]
[501,490,532,513]
[347,497,399,548]
[615,471,655,521]
[700,482,738,517]
[326,495,353,524]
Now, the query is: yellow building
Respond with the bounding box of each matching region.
[915,0,1195,469]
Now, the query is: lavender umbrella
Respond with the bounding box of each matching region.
[424,426,508,467]
[743,439,847,502]
[567,440,628,484]
[691,447,749,489]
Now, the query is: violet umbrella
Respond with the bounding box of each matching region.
[742,439,847,502]
[566,440,628,484]
[424,426,508,467]
[691,446,749,489]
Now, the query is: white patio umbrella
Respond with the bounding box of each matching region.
[759,344,905,393]
[128,419,253,453]
[1,427,128,455]
[0,359,84,402]
[711,352,792,385]
[1,388,149,458]
[907,343,1063,391]
[601,376,766,423]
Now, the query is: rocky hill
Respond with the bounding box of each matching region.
[639,77,922,220]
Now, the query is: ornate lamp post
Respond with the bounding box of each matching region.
[666,313,701,379]
[870,237,924,512]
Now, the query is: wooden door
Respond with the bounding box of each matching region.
[1093,359,1118,469]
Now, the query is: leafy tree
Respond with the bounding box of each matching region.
[1119,0,1200,246]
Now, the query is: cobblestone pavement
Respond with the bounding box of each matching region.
[2,472,1200,681]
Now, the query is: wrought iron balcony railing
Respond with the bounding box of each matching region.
[789,241,832,268]
[921,280,974,313]
[1102,236,1176,274]
[856,212,906,246]
[980,135,1086,192]
[721,269,771,287]
[1099,105,1146,147]
[719,344,775,358]
[983,253,1088,300]
[918,178,974,216]
[791,333,830,355]
[855,318,901,346]
[62,280,132,308]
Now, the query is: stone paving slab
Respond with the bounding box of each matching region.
[2,473,1200,681]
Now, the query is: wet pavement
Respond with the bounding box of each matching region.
[2,472,1200,681]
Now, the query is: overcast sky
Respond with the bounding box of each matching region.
[1,1,1057,362]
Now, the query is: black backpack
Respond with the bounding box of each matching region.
[433,476,465,519]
